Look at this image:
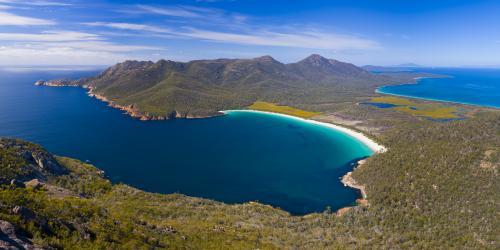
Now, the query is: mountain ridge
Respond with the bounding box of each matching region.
[38,54,397,119]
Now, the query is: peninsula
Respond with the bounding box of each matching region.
[36,54,418,120]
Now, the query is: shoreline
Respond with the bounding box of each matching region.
[223,109,387,214]
[341,159,367,199]
[222,109,386,153]
[376,77,500,109]
[35,80,386,214]
[376,88,500,109]
[35,81,219,120]
[88,88,222,120]
[87,88,224,120]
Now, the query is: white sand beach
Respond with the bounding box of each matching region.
[221,109,387,154]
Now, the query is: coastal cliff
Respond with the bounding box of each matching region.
[36,80,216,120]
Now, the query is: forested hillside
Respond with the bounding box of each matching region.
[1,109,498,249]
[39,55,413,119]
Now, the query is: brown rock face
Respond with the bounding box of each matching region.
[0,138,68,181]
[0,220,40,250]
[24,179,43,190]
[336,207,352,217]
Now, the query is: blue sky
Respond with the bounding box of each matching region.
[0,0,499,66]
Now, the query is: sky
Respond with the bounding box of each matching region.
[0,0,499,67]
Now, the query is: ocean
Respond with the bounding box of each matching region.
[377,68,500,108]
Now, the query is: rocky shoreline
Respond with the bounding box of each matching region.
[87,90,161,121]
[35,79,84,87]
[341,159,367,199]
[88,90,220,120]
[35,80,218,121]
[337,159,370,216]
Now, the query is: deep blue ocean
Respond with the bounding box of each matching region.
[378,68,500,108]
[0,69,373,215]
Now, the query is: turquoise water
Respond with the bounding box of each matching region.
[0,69,373,215]
[377,68,500,108]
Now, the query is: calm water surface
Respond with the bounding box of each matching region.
[378,68,500,108]
[0,69,373,214]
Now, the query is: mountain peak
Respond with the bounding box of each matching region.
[290,54,368,78]
[306,54,326,60]
[299,54,331,67]
[253,55,278,63]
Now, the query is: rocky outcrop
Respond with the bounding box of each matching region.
[30,150,67,175]
[23,178,77,199]
[337,159,371,217]
[34,79,85,87]
[341,159,368,199]
[0,220,42,250]
[335,207,352,217]
[87,91,161,120]
[0,138,68,181]
[24,179,43,189]
[88,89,219,120]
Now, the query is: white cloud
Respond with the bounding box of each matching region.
[0,40,162,65]
[137,5,201,18]
[176,28,380,50]
[0,30,161,52]
[42,41,161,52]
[0,0,71,6]
[2,65,106,72]
[0,11,55,25]
[0,31,100,41]
[0,45,131,65]
[134,4,248,25]
[83,22,171,33]
[23,1,72,6]
[0,28,163,65]
[85,22,379,51]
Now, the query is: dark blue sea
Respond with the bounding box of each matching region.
[0,68,373,215]
[377,68,500,108]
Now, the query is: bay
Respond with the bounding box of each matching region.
[0,69,373,215]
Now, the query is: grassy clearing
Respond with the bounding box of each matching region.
[248,101,321,119]
[370,96,460,119]
[371,96,414,106]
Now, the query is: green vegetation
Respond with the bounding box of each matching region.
[249,101,321,118]
[370,96,460,119]
[44,54,417,119]
[1,106,498,248]
[23,54,500,248]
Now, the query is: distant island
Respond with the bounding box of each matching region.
[393,63,423,67]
